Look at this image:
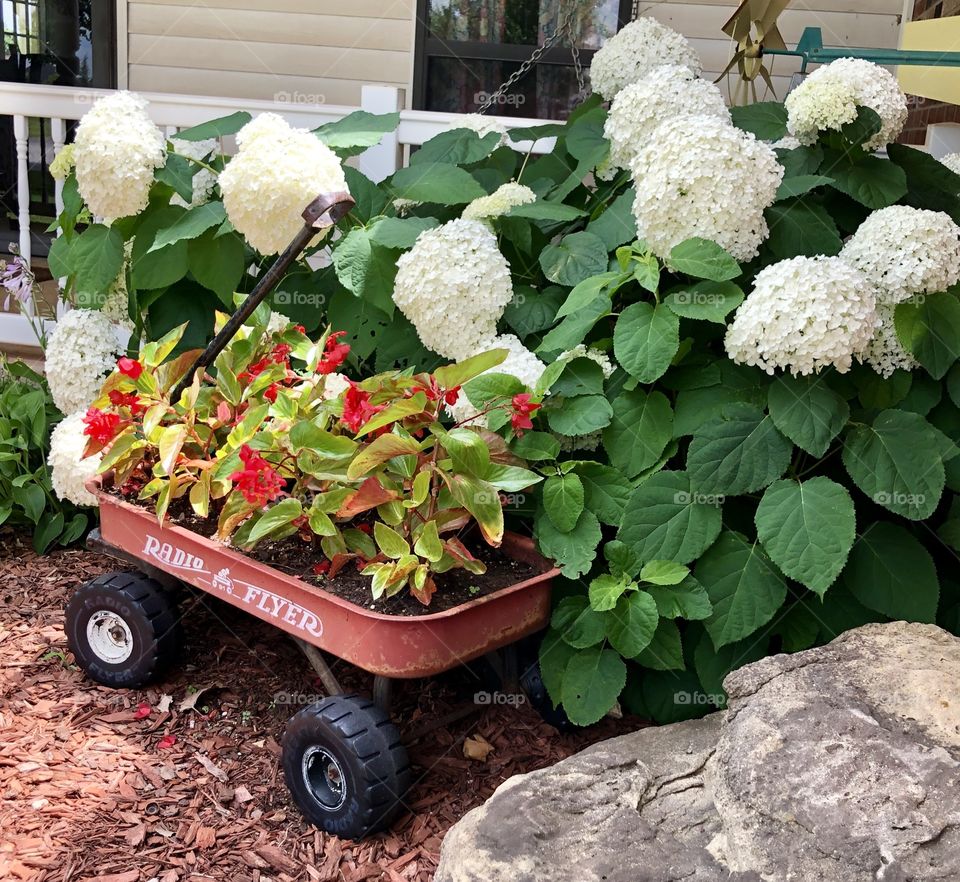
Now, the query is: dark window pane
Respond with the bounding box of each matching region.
[427,0,621,49]
[425,55,587,119]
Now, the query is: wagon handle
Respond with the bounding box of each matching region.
[170,190,355,402]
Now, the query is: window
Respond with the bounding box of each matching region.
[414,0,633,119]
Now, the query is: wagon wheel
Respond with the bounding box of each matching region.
[65,571,182,688]
[282,694,411,838]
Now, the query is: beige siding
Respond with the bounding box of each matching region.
[125,0,415,105]
[646,1,904,101]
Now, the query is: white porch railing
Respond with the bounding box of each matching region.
[0,82,559,350]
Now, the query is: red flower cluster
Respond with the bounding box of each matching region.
[341,382,384,433]
[238,356,271,385]
[229,445,285,506]
[263,383,280,403]
[510,393,541,436]
[271,343,292,365]
[317,331,350,375]
[108,389,144,416]
[117,357,143,379]
[82,407,121,444]
[419,376,461,406]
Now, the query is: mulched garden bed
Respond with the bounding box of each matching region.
[0,528,643,882]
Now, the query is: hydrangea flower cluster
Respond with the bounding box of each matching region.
[170,136,219,207]
[557,344,616,378]
[604,65,729,171]
[462,182,536,221]
[941,153,960,176]
[447,334,546,424]
[49,143,75,181]
[785,58,908,151]
[219,113,348,255]
[840,206,960,304]
[859,303,917,378]
[630,115,783,261]
[45,308,127,415]
[49,411,102,506]
[72,92,166,222]
[450,114,508,145]
[393,218,514,360]
[589,17,702,100]
[725,255,877,376]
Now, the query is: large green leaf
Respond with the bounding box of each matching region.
[447,474,504,544]
[664,281,744,324]
[131,207,190,290]
[390,163,485,204]
[697,531,787,650]
[730,102,788,140]
[176,111,251,141]
[560,646,627,726]
[188,228,245,305]
[613,302,680,384]
[575,462,632,525]
[687,404,792,496]
[538,293,611,354]
[368,216,439,249]
[410,129,500,166]
[844,521,939,622]
[538,628,578,707]
[618,471,723,565]
[546,394,613,435]
[535,508,601,578]
[755,478,855,596]
[602,388,673,479]
[331,227,397,316]
[584,188,636,250]
[646,577,713,620]
[506,201,586,222]
[764,201,843,260]
[635,618,684,671]
[895,293,960,380]
[841,409,945,520]
[829,156,907,209]
[247,498,303,545]
[543,473,585,533]
[552,595,607,648]
[539,231,609,287]
[605,590,659,657]
[668,238,740,282]
[888,143,960,224]
[70,224,125,294]
[150,201,226,252]
[555,271,620,320]
[314,110,400,154]
[767,373,849,457]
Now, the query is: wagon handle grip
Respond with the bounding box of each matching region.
[170,191,355,402]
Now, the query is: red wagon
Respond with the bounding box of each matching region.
[64,193,562,839]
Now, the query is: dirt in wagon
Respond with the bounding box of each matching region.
[0,528,643,882]
[113,491,541,616]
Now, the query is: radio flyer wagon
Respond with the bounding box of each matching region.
[64,193,561,839]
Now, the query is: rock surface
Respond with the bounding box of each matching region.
[435,622,960,882]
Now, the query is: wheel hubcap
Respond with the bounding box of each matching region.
[86,610,134,663]
[302,746,347,810]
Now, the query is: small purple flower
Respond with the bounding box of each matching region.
[1,257,34,312]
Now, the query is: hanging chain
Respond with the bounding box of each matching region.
[477,2,588,114]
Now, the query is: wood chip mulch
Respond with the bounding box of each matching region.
[0,529,641,882]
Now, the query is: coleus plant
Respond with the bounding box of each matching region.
[84,307,542,605]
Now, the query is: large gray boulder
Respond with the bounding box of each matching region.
[436,622,960,882]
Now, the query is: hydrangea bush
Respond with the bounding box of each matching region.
[45,24,960,726]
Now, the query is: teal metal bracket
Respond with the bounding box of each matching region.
[765,26,960,74]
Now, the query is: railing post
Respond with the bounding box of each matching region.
[13,114,31,270]
[359,85,403,183]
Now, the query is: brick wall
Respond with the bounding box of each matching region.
[901,0,960,144]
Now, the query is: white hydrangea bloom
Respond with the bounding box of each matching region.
[45,308,127,414]
[604,65,729,171]
[725,255,877,376]
[219,113,348,255]
[589,17,702,101]
[50,143,75,181]
[771,135,802,151]
[785,58,908,151]
[99,241,135,332]
[941,153,960,175]
[73,91,166,222]
[462,182,536,221]
[558,431,603,453]
[450,113,508,146]
[393,218,513,360]
[631,115,783,261]
[320,372,351,401]
[49,411,102,507]
[840,206,960,305]
[447,334,546,425]
[557,344,616,378]
[860,303,917,378]
[393,198,421,216]
[170,136,219,207]
[266,311,292,336]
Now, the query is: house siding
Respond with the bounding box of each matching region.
[125,0,416,106]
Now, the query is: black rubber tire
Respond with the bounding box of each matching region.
[520,647,573,732]
[65,571,182,688]
[282,694,411,839]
